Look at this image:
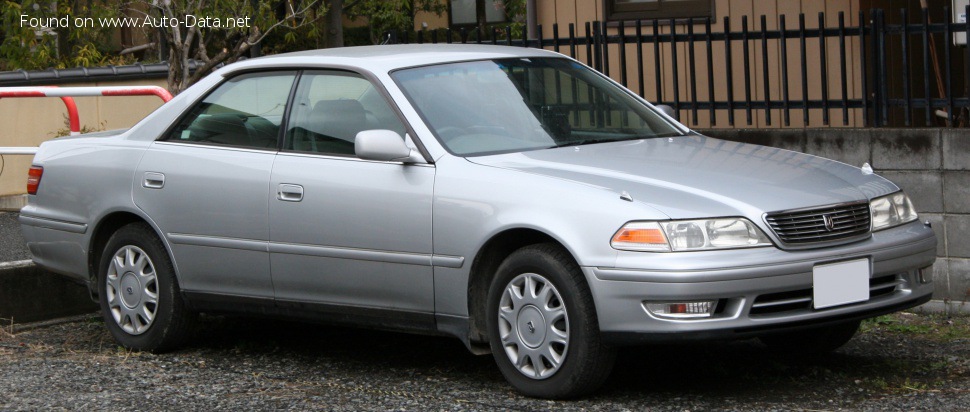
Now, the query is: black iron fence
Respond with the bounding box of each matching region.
[389,7,970,128]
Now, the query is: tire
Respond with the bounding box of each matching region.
[486,243,615,399]
[98,222,194,352]
[758,319,861,354]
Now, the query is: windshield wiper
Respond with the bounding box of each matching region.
[553,134,672,148]
[553,138,622,148]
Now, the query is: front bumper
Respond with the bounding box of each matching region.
[585,220,937,345]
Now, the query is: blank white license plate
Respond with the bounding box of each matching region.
[813,258,870,309]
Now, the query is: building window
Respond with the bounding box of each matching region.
[605,0,714,21]
[450,0,507,26]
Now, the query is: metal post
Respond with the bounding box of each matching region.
[725,16,735,126]
[860,10,869,126]
[878,9,889,127]
[966,5,970,125]
[799,13,809,125]
[761,15,772,126]
[741,16,752,125]
[819,12,830,126]
[944,6,954,126]
[705,18,716,125]
[527,0,537,40]
[902,8,912,126]
[838,12,849,125]
[781,15,791,126]
[670,19,680,120]
[872,9,883,127]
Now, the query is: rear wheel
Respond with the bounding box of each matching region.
[98,222,194,352]
[758,320,861,354]
[486,243,615,399]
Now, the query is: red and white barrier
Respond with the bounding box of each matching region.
[0,86,172,155]
[0,85,173,104]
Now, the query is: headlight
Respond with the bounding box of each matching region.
[870,192,918,231]
[611,218,772,252]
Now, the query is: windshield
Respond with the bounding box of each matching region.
[391,57,683,156]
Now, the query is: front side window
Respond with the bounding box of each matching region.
[392,58,683,156]
[284,71,406,157]
[166,72,296,149]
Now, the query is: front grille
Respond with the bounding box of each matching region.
[749,274,902,316]
[765,202,871,246]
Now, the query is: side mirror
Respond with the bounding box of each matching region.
[655,104,677,119]
[355,129,423,163]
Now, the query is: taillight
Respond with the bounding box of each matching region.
[27,166,43,195]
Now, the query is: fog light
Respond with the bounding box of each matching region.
[918,265,933,284]
[644,300,717,319]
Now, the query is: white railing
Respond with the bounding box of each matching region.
[0,147,38,155]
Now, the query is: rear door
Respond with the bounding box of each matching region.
[133,72,297,299]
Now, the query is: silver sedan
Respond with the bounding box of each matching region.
[19,44,936,399]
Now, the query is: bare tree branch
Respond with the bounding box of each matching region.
[247,0,321,46]
[144,0,323,93]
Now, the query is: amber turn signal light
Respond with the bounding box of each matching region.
[610,222,670,252]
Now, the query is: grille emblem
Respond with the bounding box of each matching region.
[823,214,836,231]
[765,202,869,245]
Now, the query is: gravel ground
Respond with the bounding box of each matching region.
[0,312,968,411]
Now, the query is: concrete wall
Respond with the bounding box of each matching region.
[0,261,97,323]
[0,212,95,323]
[700,128,970,308]
[0,78,167,198]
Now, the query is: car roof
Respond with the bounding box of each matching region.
[221,44,565,75]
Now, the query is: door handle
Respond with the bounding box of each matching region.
[143,172,165,189]
[277,184,304,202]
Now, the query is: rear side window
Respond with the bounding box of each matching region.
[165,72,297,149]
[284,71,406,156]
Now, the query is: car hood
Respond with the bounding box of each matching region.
[467,135,898,219]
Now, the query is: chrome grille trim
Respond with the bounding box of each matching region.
[764,201,871,246]
[749,274,902,316]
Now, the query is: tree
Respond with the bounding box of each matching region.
[333,0,447,47]
[0,1,131,70]
[142,0,322,94]
[1,0,447,93]
[265,0,447,50]
[147,0,446,93]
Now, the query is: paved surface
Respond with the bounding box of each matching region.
[0,312,968,410]
[1,210,968,409]
[0,212,29,262]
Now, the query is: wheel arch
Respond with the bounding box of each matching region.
[86,210,174,298]
[465,227,581,348]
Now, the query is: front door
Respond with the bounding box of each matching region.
[268,70,435,313]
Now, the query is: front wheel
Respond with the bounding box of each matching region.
[486,243,615,399]
[98,222,194,352]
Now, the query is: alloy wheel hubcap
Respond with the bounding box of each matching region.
[105,245,158,335]
[498,273,569,380]
[119,271,145,308]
